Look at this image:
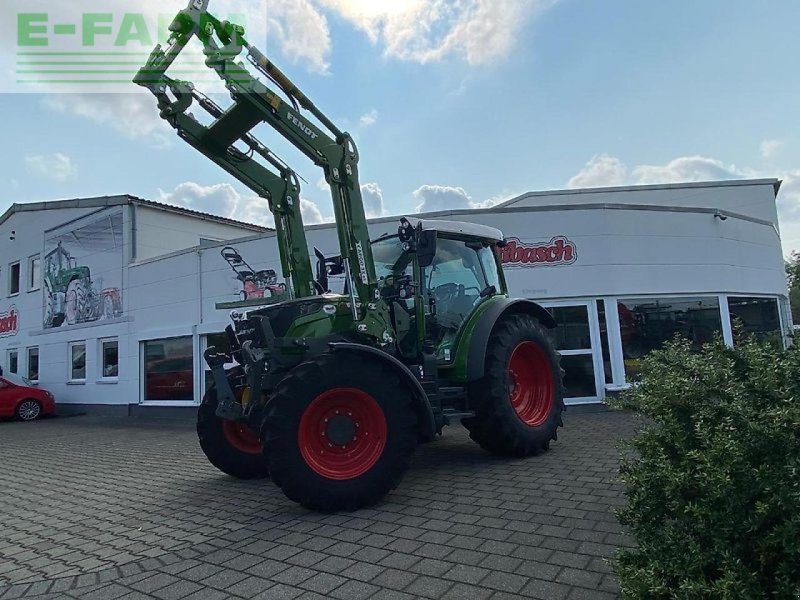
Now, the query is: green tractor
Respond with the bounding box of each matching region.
[135,0,564,511]
[44,242,94,328]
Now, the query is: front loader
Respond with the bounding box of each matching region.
[135,0,565,511]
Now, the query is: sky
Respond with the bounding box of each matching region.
[1,0,799,254]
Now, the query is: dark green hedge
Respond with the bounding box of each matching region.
[610,336,800,599]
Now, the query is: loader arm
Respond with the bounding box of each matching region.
[134,0,392,342]
[136,77,313,300]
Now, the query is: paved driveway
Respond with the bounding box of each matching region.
[0,410,637,600]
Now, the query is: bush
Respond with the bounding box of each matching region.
[610,336,800,600]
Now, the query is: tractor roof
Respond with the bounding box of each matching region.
[409,218,504,243]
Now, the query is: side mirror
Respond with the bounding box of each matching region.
[417,230,437,268]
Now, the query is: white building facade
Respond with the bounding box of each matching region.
[0,179,790,413]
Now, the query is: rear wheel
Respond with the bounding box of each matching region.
[16,399,42,421]
[197,382,269,480]
[464,314,564,457]
[263,353,418,512]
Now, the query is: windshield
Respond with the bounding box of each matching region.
[2,372,32,386]
[372,236,411,280]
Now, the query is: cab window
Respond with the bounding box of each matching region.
[427,238,498,359]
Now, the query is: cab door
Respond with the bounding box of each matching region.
[425,237,501,362]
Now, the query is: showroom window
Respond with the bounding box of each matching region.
[596,300,614,384]
[27,347,39,382]
[727,297,782,346]
[9,261,20,296]
[100,339,119,379]
[546,305,598,400]
[28,255,40,291]
[143,336,194,402]
[7,349,18,374]
[618,296,723,380]
[69,342,87,382]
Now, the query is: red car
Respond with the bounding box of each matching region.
[0,374,56,421]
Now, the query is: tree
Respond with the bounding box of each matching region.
[611,336,800,599]
[787,252,800,325]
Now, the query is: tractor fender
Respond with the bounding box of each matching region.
[466,299,556,382]
[328,342,437,442]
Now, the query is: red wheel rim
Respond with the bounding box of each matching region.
[222,421,262,455]
[298,388,387,481]
[508,342,555,427]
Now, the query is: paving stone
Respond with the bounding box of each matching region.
[521,578,574,600]
[339,562,385,583]
[299,572,347,595]
[442,564,490,585]
[371,568,419,591]
[252,582,303,600]
[128,573,180,594]
[481,571,528,594]
[226,575,273,597]
[329,580,380,600]
[405,575,454,599]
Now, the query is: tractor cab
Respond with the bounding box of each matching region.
[370,219,508,363]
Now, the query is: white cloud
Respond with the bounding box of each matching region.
[414,184,473,212]
[301,198,326,224]
[317,0,555,66]
[155,180,329,227]
[361,182,385,217]
[268,0,332,74]
[24,153,77,182]
[359,109,379,128]
[413,183,514,213]
[157,182,242,218]
[776,171,800,222]
[761,139,784,161]
[42,93,171,147]
[234,196,276,228]
[567,154,744,190]
[567,154,627,189]
[632,156,742,185]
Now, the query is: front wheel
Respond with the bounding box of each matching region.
[197,382,269,480]
[263,353,419,512]
[17,399,42,421]
[65,279,87,326]
[464,314,565,457]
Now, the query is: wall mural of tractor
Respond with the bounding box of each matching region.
[43,242,122,328]
[43,209,124,329]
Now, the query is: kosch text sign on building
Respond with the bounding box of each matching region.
[500,237,577,268]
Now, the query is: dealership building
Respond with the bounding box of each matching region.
[0,178,790,413]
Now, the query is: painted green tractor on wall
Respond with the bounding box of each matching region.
[43,242,121,328]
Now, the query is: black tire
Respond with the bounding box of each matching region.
[263,353,419,512]
[16,399,42,421]
[464,314,565,457]
[197,384,269,480]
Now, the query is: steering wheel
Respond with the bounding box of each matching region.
[433,283,460,302]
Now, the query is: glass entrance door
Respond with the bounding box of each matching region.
[542,301,604,404]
